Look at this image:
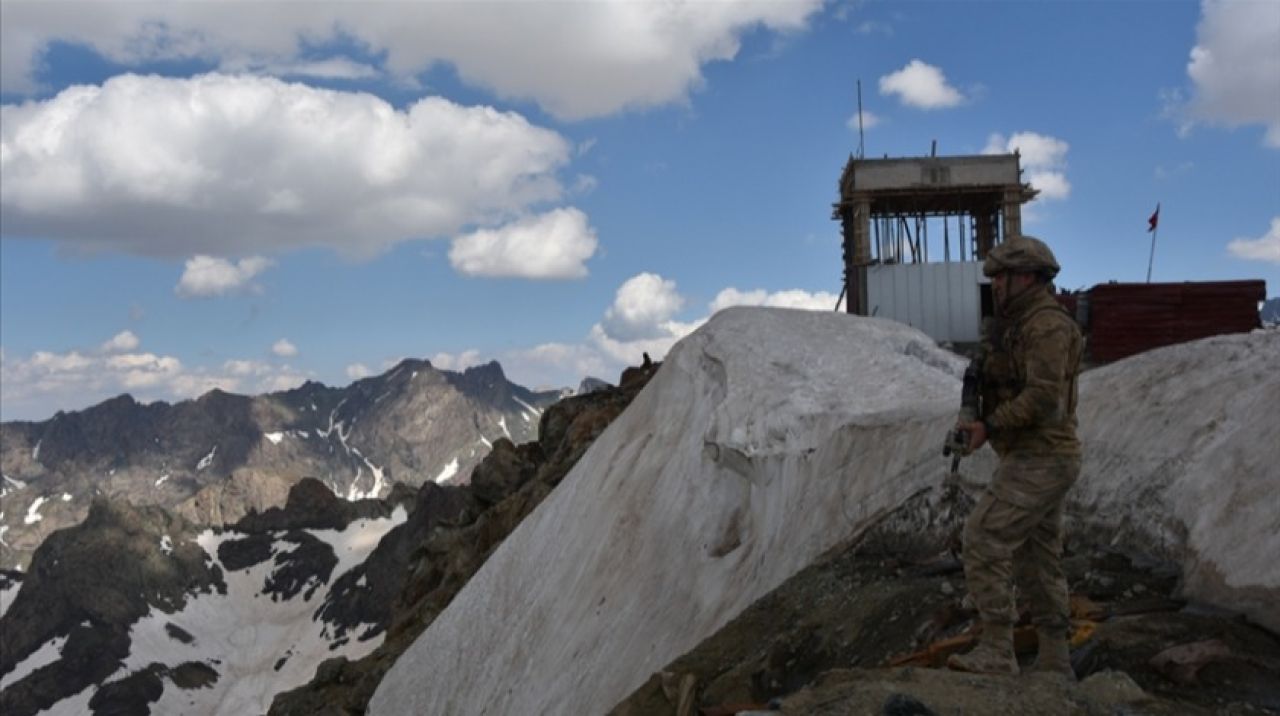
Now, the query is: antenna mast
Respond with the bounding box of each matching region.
[856,79,866,159]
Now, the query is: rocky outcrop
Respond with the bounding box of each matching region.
[0,359,562,570]
[0,477,413,716]
[267,360,660,716]
[611,484,1280,715]
[0,498,218,716]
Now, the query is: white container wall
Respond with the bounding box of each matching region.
[865,261,986,343]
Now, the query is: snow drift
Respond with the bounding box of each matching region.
[370,307,969,715]
[1072,329,1280,632]
[370,308,1279,715]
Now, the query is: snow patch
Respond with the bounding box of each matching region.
[61,493,72,502]
[32,439,42,461]
[264,432,285,445]
[1,634,68,689]
[479,436,492,449]
[24,496,47,525]
[2,474,28,497]
[197,445,218,470]
[344,453,388,501]
[0,578,18,617]
[107,510,406,716]
[513,397,543,417]
[160,535,173,555]
[433,458,459,485]
[311,506,407,581]
[498,416,511,439]
[155,473,171,487]
[0,524,9,548]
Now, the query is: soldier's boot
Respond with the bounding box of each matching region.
[947,622,1018,675]
[1029,627,1075,680]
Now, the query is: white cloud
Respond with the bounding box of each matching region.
[272,339,298,358]
[710,288,841,314]
[224,359,270,377]
[1185,0,1280,147]
[449,208,597,279]
[879,60,964,109]
[0,1,823,120]
[600,273,686,342]
[0,347,311,420]
[845,110,881,131]
[431,350,483,372]
[983,132,1072,201]
[1227,217,1280,264]
[100,330,140,353]
[508,343,612,387]
[1,73,571,259]
[1024,172,1071,202]
[175,255,273,298]
[346,363,372,380]
[256,57,380,81]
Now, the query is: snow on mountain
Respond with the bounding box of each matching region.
[0,359,561,570]
[369,307,1279,716]
[94,511,406,716]
[0,482,409,716]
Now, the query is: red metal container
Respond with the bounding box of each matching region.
[1083,281,1265,363]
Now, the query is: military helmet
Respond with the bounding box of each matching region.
[982,235,1061,279]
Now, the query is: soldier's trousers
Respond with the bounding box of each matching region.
[961,454,1081,630]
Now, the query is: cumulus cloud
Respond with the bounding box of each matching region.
[175,256,273,298]
[1185,0,1280,147]
[0,1,823,120]
[430,350,484,372]
[1,73,571,260]
[449,208,598,279]
[599,273,686,342]
[983,132,1072,201]
[346,363,372,380]
[0,346,310,421]
[710,288,840,314]
[272,339,298,358]
[100,330,140,353]
[1227,217,1280,264]
[879,60,964,109]
[505,342,614,389]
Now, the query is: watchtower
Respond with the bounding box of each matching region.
[832,153,1037,343]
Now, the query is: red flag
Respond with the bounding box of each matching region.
[1147,203,1160,232]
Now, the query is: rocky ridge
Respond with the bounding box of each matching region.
[267,358,662,715]
[0,475,411,716]
[0,359,563,570]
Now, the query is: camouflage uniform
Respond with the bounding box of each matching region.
[950,236,1084,676]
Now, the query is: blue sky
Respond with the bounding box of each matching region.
[1,0,1277,421]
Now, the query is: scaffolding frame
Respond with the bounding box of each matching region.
[833,153,1037,316]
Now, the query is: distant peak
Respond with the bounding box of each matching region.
[463,361,505,379]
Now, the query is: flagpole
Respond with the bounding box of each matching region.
[1146,203,1160,283]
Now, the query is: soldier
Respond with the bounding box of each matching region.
[947,235,1084,678]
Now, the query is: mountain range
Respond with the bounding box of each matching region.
[0,359,563,571]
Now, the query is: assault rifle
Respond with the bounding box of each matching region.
[942,355,983,475]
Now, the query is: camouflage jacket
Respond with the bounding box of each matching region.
[981,285,1084,457]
